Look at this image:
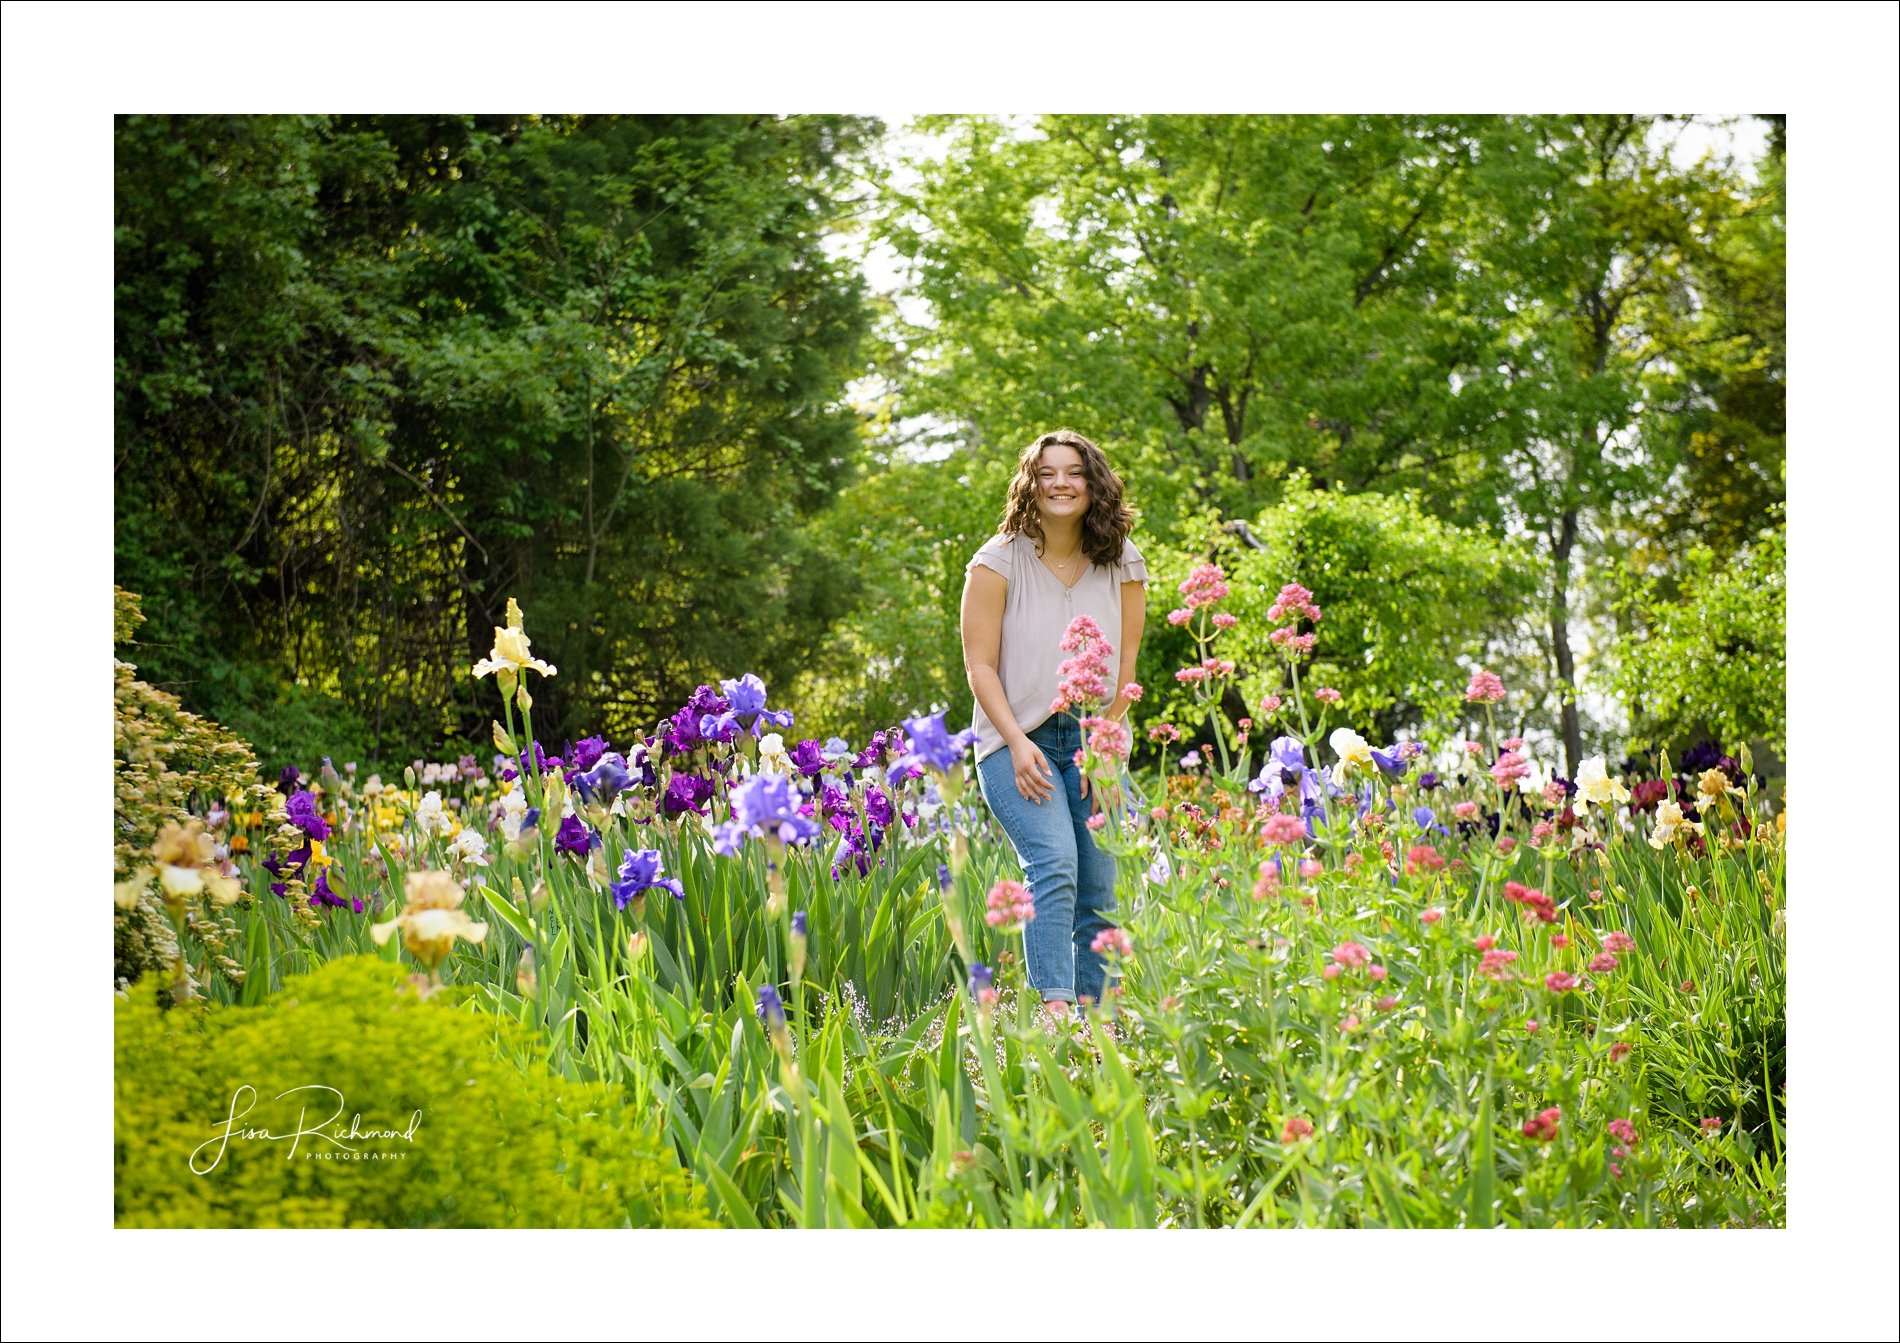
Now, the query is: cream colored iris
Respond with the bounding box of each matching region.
[471,598,558,682]
[1648,799,1704,850]
[372,870,488,971]
[1330,728,1375,785]
[1574,755,1630,810]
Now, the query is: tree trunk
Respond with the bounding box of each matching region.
[1549,507,1583,778]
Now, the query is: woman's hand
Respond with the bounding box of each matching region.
[1010,738,1056,803]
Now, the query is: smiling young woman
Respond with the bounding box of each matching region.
[960,429,1147,1017]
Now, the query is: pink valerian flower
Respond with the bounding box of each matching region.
[1252,862,1281,900]
[1313,687,1342,704]
[1550,933,1571,949]
[1345,852,1365,872]
[1150,805,1169,821]
[1175,666,1209,684]
[1375,995,1399,1011]
[1259,694,1284,714]
[1261,812,1308,846]
[1466,668,1507,704]
[1091,927,1134,958]
[1464,740,1485,756]
[1421,907,1444,925]
[1608,1119,1639,1145]
[1280,1116,1315,1143]
[1588,951,1619,973]
[1699,1118,1723,1134]
[1532,821,1554,841]
[1500,737,1524,752]
[1522,1107,1561,1142]
[1080,715,1131,764]
[1503,880,1528,902]
[1496,836,1518,855]
[1086,813,1107,832]
[1542,780,1568,806]
[1491,751,1531,786]
[1473,935,1497,951]
[1340,1013,1361,1032]
[984,879,1036,930]
[1059,614,1105,651]
[1478,948,1518,977]
[1601,930,1635,953]
[1322,963,1342,980]
[1526,1019,1540,1034]
[1212,612,1238,630]
[1121,682,1144,701]
[1610,1162,1625,1178]
[1453,801,1479,820]
[1608,1042,1633,1063]
[1147,722,1181,744]
[1268,627,1317,654]
[1298,859,1323,877]
[1406,846,1447,876]
[1266,583,1320,622]
[1180,564,1231,609]
[1544,971,1579,992]
[1166,608,1193,626]
[1368,964,1388,981]
[1331,941,1371,969]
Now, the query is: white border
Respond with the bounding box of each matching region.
[4,3,1894,1340]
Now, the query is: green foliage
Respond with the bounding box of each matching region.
[1136,485,1535,742]
[114,957,710,1228]
[114,587,288,988]
[115,114,877,758]
[1612,525,1785,756]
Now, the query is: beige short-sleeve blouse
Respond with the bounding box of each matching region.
[966,533,1149,763]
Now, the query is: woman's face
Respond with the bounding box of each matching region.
[1035,444,1090,524]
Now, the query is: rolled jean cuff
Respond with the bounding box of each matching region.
[1041,989,1077,1004]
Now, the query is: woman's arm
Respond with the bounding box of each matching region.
[1106,578,1147,721]
[962,564,1057,803]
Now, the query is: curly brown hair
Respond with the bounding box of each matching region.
[998,429,1135,568]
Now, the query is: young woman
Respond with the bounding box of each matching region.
[960,429,1147,1016]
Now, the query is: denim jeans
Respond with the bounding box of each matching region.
[976,714,1120,1004]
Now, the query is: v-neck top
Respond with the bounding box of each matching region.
[965,532,1149,763]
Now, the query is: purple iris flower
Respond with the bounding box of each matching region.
[554,814,595,858]
[1413,805,1449,835]
[1251,736,1312,799]
[719,673,796,734]
[756,984,786,1029]
[1418,772,1442,791]
[788,739,827,776]
[697,709,743,743]
[791,910,808,938]
[310,869,351,910]
[664,706,705,756]
[568,735,608,774]
[1369,745,1409,777]
[520,806,542,832]
[710,819,747,857]
[887,712,979,781]
[686,684,732,718]
[732,774,820,846]
[575,751,634,802]
[969,963,992,996]
[277,765,302,794]
[663,772,716,816]
[610,848,684,909]
[284,790,331,841]
[937,864,953,892]
[864,785,895,832]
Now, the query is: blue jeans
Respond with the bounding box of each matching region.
[976,715,1119,1005]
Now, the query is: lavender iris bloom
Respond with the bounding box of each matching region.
[756,984,786,1029]
[710,819,747,857]
[1413,805,1449,835]
[731,773,821,846]
[791,910,808,938]
[1418,771,1442,791]
[575,751,634,803]
[719,673,796,734]
[1369,745,1409,777]
[864,785,896,832]
[611,848,684,909]
[969,963,993,996]
[1250,736,1309,798]
[686,684,732,718]
[284,790,331,841]
[888,712,979,781]
[937,864,953,892]
[664,705,705,755]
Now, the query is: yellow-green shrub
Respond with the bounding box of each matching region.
[115,957,711,1228]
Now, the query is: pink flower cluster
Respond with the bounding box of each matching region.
[1521,1107,1562,1142]
[1465,668,1507,704]
[1601,930,1634,953]
[1587,952,1619,973]
[1261,812,1308,846]
[1080,715,1132,764]
[1544,971,1579,992]
[1269,626,1317,654]
[1504,881,1558,923]
[1491,751,1531,787]
[1478,947,1518,977]
[1175,658,1235,684]
[1607,1118,1639,1145]
[1091,927,1134,958]
[1147,722,1181,743]
[1181,564,1231,609]
[984,879,1036,930]
[1280,1116,1315,1144]
[1312,686,1341,703]
[1267,583,1320,623]
[1331,941,1371,968]
[1259,694,1284,714]
[1051,615,1115,713]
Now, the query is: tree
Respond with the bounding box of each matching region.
[115,115,878,765]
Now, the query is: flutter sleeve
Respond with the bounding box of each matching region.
[968,533,1014,579]
[1118,538,1150,584]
